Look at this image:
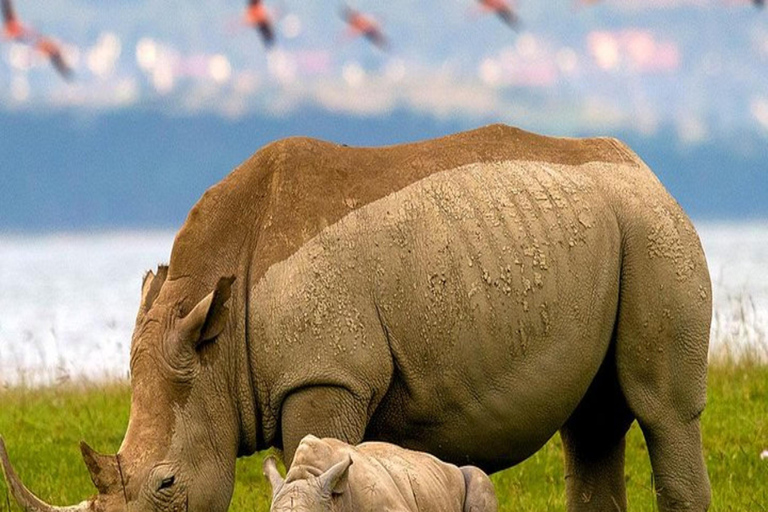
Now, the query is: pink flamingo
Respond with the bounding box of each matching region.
[476,0,520,29]
[35,36,72,79]
[2,0,34,41]
[245,0,275,47]
[340,5,388,50]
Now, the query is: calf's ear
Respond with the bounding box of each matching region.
[262,456,284,499]
[319,455,352,496]
[179,276,236,346]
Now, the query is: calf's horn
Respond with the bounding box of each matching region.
[0,436,94,512]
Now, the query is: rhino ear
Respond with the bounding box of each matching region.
[140,265,168,314]
[80,441,122,495]
[319,455,352,496]
[179,276,235,347]
[262,456,284,499]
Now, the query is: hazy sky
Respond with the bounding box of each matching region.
[1,0,767,142]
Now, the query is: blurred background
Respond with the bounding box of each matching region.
[0,0,766,384]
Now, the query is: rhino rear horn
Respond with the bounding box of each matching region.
[140,265,168,314]
[0,436,93,512]
[79,442,122,495]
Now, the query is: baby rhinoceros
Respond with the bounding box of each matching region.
[263,435,497,512]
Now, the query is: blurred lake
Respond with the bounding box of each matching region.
[1,222,766,386]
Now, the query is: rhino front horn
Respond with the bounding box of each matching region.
[0,436,94,512]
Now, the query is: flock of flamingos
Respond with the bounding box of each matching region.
[1,0,766,81]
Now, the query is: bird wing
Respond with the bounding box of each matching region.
[364,28,387,49]
[50,49,72,79]
[248,0,262,6]
[2,0,16,24]
[339,5,353,22]
[38,39,72,80]
[496,6,519,27]
[51,55,71,78]
[257,21,274,46]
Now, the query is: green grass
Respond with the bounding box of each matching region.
[0,364,766,511]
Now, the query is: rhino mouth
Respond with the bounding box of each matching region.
[0,436,125,512]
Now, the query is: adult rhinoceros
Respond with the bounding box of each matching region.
[1,124,712,512]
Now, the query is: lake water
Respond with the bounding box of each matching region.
[1,222,766,385]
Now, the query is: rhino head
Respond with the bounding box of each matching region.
[1,266,252,512]
[263,455,352,512]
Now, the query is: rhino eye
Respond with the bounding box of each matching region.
[159,476,175,490]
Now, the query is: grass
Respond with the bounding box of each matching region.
[0,363,766,511]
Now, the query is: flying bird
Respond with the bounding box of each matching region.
[245,0,275,48]
[2,0,72,79]
[35,36,72,79]
[2,0,33,41]
[340,5,388,50]
[476,0,520,29]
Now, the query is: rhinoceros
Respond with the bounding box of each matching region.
[0,124,712,512]
[263,435,497,512]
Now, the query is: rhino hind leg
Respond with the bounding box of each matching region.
[613,215,712,511]
[459,465,497,512]
[560,342,635,512]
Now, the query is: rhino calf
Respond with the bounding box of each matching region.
[263,435,497,512]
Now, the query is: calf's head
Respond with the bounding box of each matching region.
[1,266,244,512]
[263,455,352,512]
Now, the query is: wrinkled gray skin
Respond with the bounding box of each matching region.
[1,125,712,512]
[263,435,497,512]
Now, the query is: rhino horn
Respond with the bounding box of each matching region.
[79,442,123,496]
[318,455,352,496]
[0,437,94,512]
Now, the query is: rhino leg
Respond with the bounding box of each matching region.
[560,343,634,512]
[613,214,712,511]
[279,386,369,467]
[460,466,497,512]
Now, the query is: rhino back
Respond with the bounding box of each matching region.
[167,123,633,293]
[245,124,634,285]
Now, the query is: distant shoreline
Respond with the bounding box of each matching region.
[1,223,766,387]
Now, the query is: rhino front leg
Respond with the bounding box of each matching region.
[460,466,497,512]
[280,386,369,467]
[560,345,635,512]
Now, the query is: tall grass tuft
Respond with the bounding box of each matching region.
[710,292,768,367]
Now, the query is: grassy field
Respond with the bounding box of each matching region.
[0,362,766,512]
